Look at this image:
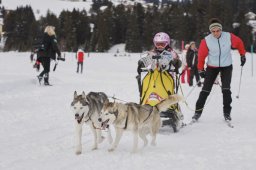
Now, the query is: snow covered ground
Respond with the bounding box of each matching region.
[0,49,256,170]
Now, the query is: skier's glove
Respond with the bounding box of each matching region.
[199,70,206,78]
[161,65,169,72]
[57,56,65,61]
[240,55,246,66]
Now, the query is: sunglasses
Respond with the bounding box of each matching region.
[155,42,166,49]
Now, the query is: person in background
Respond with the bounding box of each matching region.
[192,18,246,122]
[30,50,34,63]
[76,49,84,74]
[181,43,190,84]
[37,25,61,85]
[186,41,201,87]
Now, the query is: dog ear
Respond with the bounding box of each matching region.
[82,91,86,99]
[74,91,77,98]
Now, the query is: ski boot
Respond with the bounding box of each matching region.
[224,113,231,121]
[192,113,201,121]
[37,76,43,85]
[44,74,51,86]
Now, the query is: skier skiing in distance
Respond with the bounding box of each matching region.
[37,25,61,85]
[192,18,246,122]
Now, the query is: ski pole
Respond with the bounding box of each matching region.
[236,66,243,99]
[184,80,200,100]
[53,60,58,71]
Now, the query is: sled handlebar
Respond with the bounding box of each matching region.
[140,68,177,73]
[57,56,65,61]
[152,55,161,60]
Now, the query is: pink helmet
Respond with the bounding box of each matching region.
[153,32,170,50]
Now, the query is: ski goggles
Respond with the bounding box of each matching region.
[155,42,167,49]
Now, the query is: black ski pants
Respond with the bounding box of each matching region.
[189,66,200,86]
[195,65,233,115]
[77,62,83,73]
[39,57,51,81]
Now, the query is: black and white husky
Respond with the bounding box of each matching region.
[71,91,112,155]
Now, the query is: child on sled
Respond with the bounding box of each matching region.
[136,32,184,132]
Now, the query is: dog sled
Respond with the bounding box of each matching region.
[137,53,183,132]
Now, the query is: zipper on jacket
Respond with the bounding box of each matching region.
[217,38,221,67]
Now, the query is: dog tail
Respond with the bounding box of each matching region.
[156,94,184,112]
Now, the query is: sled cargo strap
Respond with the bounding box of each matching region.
[140,72,153,104]
[160,72,171,95]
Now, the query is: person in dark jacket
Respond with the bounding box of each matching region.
[37,26,61,85]
[186,41,201,87]
[192,18,246,122]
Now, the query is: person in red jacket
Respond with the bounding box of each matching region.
[76,49,84,74]
[181,44,191,84]
[192,18,246,122]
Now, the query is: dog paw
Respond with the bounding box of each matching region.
[108,148,115,152]
[75,151,82,155]
[91,146,98,150]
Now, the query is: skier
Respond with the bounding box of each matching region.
[37,25,61,85]
[76,49,84,74]
[192,18,246,122]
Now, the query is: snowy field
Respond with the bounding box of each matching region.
[0,49,256,170]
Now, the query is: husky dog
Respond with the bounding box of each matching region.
[71,91,112,155]
[98,94,184,153]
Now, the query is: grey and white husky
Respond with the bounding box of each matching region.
[98,94,184,153]
[71,91,112,155]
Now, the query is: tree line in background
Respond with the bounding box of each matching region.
[2,0,256,52]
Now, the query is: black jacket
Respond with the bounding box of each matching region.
[42,33,61,60]
[186,49,198,68]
